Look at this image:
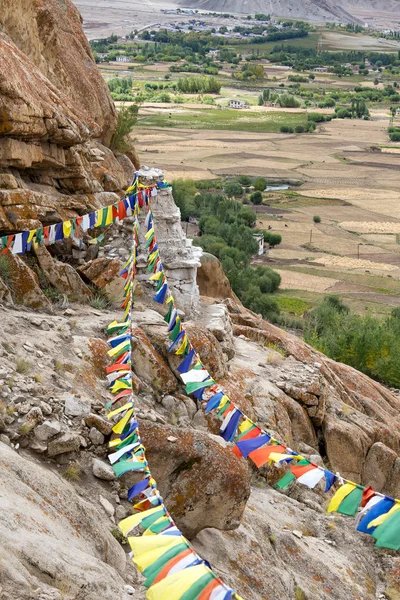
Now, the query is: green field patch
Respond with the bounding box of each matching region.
[138,108,309,133]
[275,296,312,315]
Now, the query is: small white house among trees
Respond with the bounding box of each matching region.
[229,100,248,109]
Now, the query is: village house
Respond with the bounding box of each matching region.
[116,55,131,63]
[229,99,248,109]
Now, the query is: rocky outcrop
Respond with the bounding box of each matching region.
[0,442,131,600]
[0,0,133,234]
[197,252,235,301]
[6,253,52,310]
[0,0,116,143]
[140,422,250,539]
[228,305,400,492]
[34,245,92,300]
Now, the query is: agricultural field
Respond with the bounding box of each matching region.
[92,19,400,319]
[134,111,400,317]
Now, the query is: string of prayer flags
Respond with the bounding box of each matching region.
[103,179,240,600]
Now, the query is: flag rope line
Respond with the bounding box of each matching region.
[105,176,243,600]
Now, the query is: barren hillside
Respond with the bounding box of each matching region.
[180,0,400,24]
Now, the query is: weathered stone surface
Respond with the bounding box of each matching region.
[0,442,127,600]
[0,275,13,305]
[34,245,92,300]
[198,301,235,360]
[184,322,228,380]
[193,487,385,600]
[89,427,105,446]
[47,432,80,456]
[362,442,397,493]
[6,253,52,311]
[0,0,117,143]
[197,253,235,300]
[85,413,113,436]
[139,422,250,539]
[78,257,122,288]
[34,419,61,442]
[92,457,116,481]
[63,393,91,418]
[131,326,177,393]
[229,304,400,490]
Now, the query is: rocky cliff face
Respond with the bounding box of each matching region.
[0,0,132,235]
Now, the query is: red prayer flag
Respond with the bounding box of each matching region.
[291,464,316,478]
[361,485,376,507]
[248,444,287,468]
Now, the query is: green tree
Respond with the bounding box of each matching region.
[224,181,243,197]
[253,177,267,191]
[313,215,321,223]
[268,233,282,247]
[110,104,139,153]
[172,179,198,220]
[251,191,263,204]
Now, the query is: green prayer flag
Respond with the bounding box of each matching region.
[186,379,215,395]
[372,510,400,550]
[147,518,171,535]
[217,400,231,419]
[337,486,363,516]
[164,302,174,323]
[141,509,166,530]
[275,471,296,490]
[169,319,181,342]
[143,543,189,588]
[156,277,164,292]
[100,207,108,227]
[113,460,146,478]
[179,573,216,600]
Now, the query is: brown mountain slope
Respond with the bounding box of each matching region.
[180,0,399,24]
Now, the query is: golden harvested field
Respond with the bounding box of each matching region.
[137,107,400,314]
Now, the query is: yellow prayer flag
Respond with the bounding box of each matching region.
[107,340,129,358]
[239,419,254,434]
[110,379,132,394]
[145,227,154,240]
[95,210,102,227]
[108,402,133,420]
[119,506,163,537]
[112,408,134,435]
[28,230,36,243]
[175,336,188,356]
[217,395,230,411]
[105,205,114,225]
[129,535,186,571]
[146,564,212,600]
[63,221,72,238]
[149,271,164,282]
[327,483,356,514]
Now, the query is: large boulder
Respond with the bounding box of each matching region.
[34,245,92,300]
[197,253,234,300]
[139,422,250,539]
[6,252,52,311]
[131,326,178,393]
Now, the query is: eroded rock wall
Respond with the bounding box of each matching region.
[0,0,131,235]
